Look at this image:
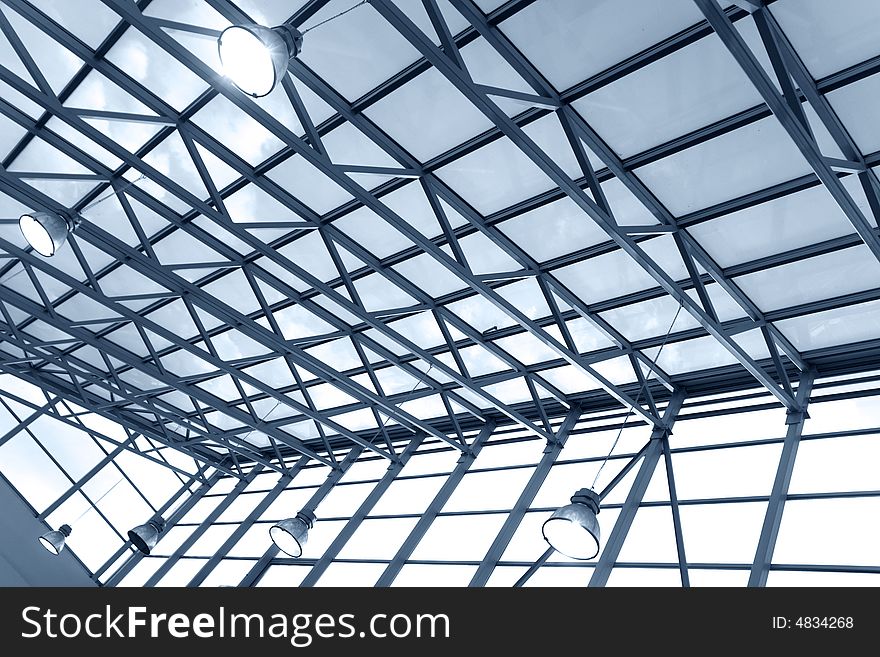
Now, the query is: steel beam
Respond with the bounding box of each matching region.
[588,392,685,586]
[187,456,311,587]
[0,342,251,478]
[0,364,220,478]
[237,445,364,587]
[748,369,815,587]
[103,467,224,586]
[375,421,495,586]
[695,0,880,263]
[447,0,805,389]
[300,434,425,586]
[662,435,689,587]
[145,464,265,586]
[0,237,352,467]
[373,0,797,411]
[98,0,663,428]
[469,406,582,586]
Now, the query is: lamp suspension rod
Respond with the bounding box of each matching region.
[590,303,683,490]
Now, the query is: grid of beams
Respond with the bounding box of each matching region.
[0,0,878,587]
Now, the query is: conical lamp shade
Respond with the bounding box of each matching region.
[39,524,72,555]
[269,510,315,558]
[128,518,166,555]
[19,211,74,257]
[542,488,601,560]
[217,23,302,97]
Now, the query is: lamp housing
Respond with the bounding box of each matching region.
[269,509,315,558]
[38,524,72,555]
[19,211,78,257]
[542,488,601,560]
[217,23,302,97]
[128,517,167,555]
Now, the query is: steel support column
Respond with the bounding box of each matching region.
[662,435,689,587]
[103,467,224,586]
[748,369,815,587]
[375,421,495,586]
[469,407,582,586]
[145,464,265,587]
[300,434,425,587]
[588,391,685,587]
[187,456,311,587]
[238,445,364,587]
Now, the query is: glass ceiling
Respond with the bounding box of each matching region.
[1,0,880,587]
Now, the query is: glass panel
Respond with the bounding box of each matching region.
[688,569,749,587]
[606,568,681,586]
[574,33,762,158]
[232,1,308,26]
[198,559,255,587]
[27,416,106,480]
[335,517,420,559]
[258,564,310,587]
[687,183,859,268]
[298,0,420,101]
[669,443,783,499]
[616,506,680,563]
[300,518,346,559]
[106,26,207,111]
[118,557,164,587]
[499,196,608,262]
[672,406,788,448]
[789,434,880,495]
[28,0,118,47]
[409,513,507,561]
[733,245,880,313]
[458,231,521,275]
[314,562,386,587]
[773,498,880,566]
[771,0,880,78]
[634,116,812,216]
[393,252,467,298]
[192,96,285,167]
[215,490,264,523]
[150,525,196,556]
[2,6,83,94]
[520,565,594,587]
[601,294,700,342]
[266,154,353,214]
[155,558,209,587]
[801,395,880,434]
[226,523,273,558]
[767,571,880,587]
[557,250,655,306]
[499,0,703,90]
[827,72,880,153]
[0,431,73,512]
[443,468,534,512]
[679,501,767,564]
[643,331,770,376]
[364,68,494,162]
[776,299,880,351]
[332,206,415,259]
[317,482,374,518]
[393,564,478,587]
[185,524,237,557]
[260,487,318,522]
[435,136,555,215]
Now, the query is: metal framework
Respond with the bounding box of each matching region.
[0,0,879,587]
